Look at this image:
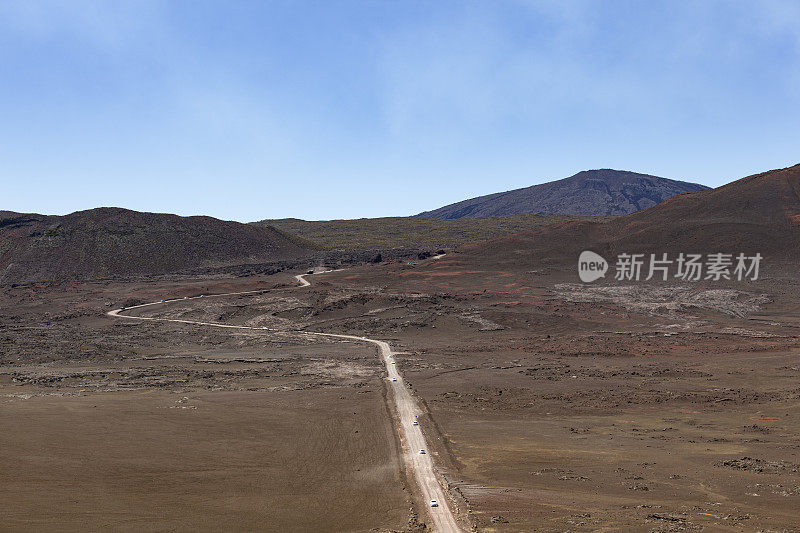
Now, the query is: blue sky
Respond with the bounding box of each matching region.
[1,1,799,221]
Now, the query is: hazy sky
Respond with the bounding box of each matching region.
[2,1,799,221]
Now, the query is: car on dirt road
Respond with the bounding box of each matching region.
[419,449,426,454]
[430,500,438,507]
[412,420,419,426]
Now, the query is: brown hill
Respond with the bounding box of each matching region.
[0,207,314,283]
[461,164,800,270]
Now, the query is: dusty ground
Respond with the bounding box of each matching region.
[302,258,800,532]
[0,274,411,532]
[2,256,800,531]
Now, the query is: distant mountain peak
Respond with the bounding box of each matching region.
[459,163,800,268]
[417,169,709,218]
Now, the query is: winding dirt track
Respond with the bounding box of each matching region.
[107,271,463,532]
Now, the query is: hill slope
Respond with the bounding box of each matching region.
[255,214,614,250]
[0,207,314,283]
[418,169,708,218]
[461,164,800,269]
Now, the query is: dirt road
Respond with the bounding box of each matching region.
[108,272,463,532]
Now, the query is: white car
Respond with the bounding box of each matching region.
[184,296,188,299]
[412,421,419,426]
[391,361,396,365]
[430,500,438,507]
[419,449,426,454]
[391,378,397,382]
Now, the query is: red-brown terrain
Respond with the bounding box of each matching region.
[2,164,800,531]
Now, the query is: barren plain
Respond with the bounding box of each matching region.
[2,251,800,531]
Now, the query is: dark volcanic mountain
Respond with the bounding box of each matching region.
[418,169,709,218]
[461,164,800,269]
[0,207,314,284]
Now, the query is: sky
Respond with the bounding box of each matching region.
[1,1,799,222]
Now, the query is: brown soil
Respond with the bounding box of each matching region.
[0,273,410,532]
[3,252,800,531]
[306,259,800,531]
